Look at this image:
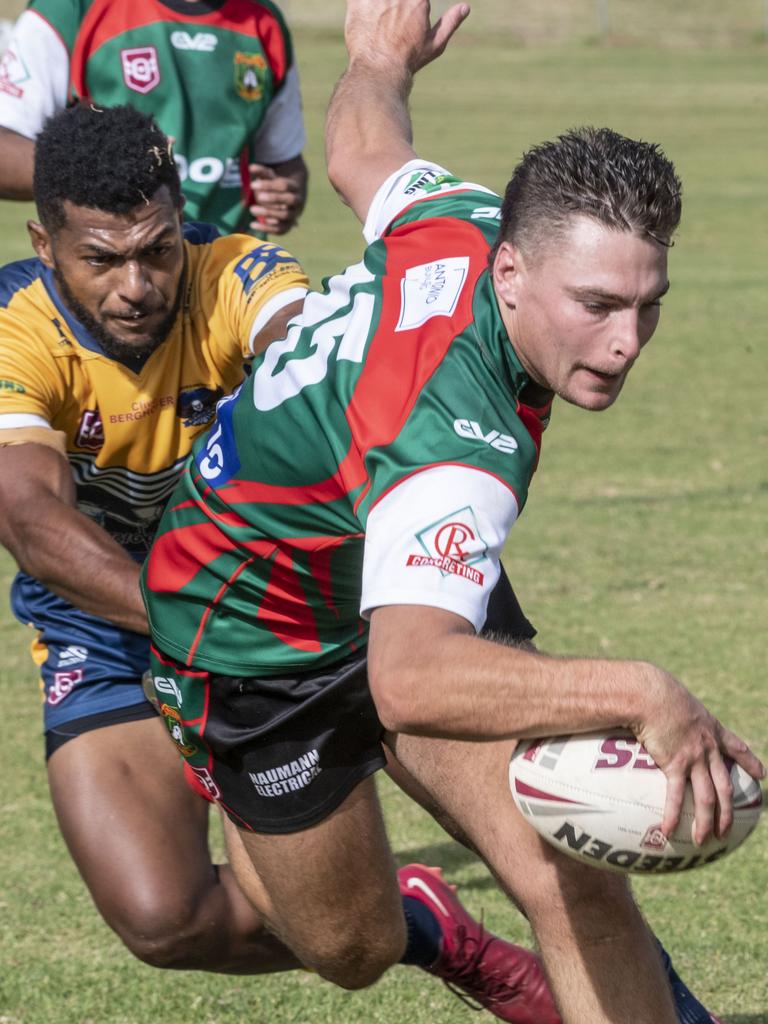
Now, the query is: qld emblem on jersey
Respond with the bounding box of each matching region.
[234,52,266,101]
[121,46,161,94]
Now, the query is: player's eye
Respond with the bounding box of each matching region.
[582,301,610,315]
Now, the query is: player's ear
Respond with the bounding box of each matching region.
[492,240,524,309]
[27,220,54,268]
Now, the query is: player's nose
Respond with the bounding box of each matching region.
[609,309,642,363]
[117,259,152,305]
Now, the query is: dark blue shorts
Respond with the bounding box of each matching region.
[11,572,153,737]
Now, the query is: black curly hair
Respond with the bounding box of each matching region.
[489,126,682,265]
[34,103,183,232]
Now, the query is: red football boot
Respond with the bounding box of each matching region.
[398,864,560,1024]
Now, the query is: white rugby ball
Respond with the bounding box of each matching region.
[509,730,763,875]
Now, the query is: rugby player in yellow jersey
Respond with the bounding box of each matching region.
[0,101,308,972]
[0,101,565,1019]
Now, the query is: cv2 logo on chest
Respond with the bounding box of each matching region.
[453,418,518,454]
[170,31,218,52]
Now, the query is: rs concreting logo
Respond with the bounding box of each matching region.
[408,506,488,585]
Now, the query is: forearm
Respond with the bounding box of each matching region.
[0,127,35,199]
[8,501,147,634]
[325,58,415,212]
[370,623,655,740]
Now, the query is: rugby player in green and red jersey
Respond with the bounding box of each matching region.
[0,98,564,1018]
[0,0,306,235]
[142,1,762,1020]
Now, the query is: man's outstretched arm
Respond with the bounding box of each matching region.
[325,0,470,223]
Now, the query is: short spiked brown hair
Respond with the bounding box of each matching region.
[489,126,682,263]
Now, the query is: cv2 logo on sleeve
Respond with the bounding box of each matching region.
[453,418,518,454]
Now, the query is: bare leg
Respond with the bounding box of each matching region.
[227,776,407,990]
[386,733,678,1024]
[48,716,299,973]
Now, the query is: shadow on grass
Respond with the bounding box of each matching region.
[394,841,499,890]
[720,1017,768,1023]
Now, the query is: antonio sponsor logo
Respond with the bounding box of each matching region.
[121,46,160,94]
[234,51,266,101]
[403,169,460,196]
[453,418,518,454]
[48,669,83,706]
[408,507,488,585]
[396,257,469,332]
[170,31,217,52]
[0,47,30,99]
[176,385,224,427]
[109,395,175,424]
[75,409,104,451]
[0,379,25,393]
[552,821,728,873]
[249,749,321,797]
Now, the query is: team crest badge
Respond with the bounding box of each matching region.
[234,51,266,101]
[176,385,224,427]
[121,46,161,94]
[75,409,104,451]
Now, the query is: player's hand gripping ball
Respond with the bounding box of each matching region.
[509,730,763,875]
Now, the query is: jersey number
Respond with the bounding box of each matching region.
[251,273,375,412]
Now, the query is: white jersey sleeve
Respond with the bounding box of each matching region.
[0,10,69,139]
[362,160,496,245]
[249,63,305,164]
[360,464,520,631]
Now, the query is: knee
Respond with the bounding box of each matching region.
[106,893,211,969]
[302,921,406,990]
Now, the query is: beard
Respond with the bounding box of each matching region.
[54,270,183,364]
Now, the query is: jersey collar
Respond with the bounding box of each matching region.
[471,270,531,399]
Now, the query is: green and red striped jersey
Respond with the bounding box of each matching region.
[142,162,551,675]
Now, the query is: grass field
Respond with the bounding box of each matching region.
[0,15,766,1024]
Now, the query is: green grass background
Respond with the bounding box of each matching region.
[0,6,766,1023]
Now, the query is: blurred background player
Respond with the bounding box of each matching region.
[0,0,307,235]
[0,101,564,1022]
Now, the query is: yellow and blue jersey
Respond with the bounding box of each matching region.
[0,223,307,731]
